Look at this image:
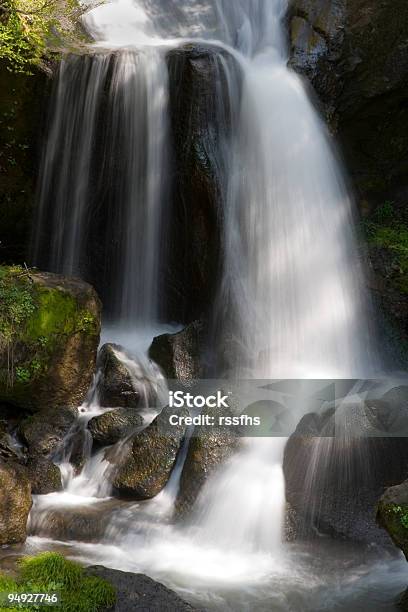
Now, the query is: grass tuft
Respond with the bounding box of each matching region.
[0,552,116,612]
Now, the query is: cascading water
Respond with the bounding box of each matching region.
[24,1,392,611]
[32,49,169,324]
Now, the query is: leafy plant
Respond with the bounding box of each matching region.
[0,0,91,73]
[15,366,31,382]
[391,505,408,530]
[0,266,36,386]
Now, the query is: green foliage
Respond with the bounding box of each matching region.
[392,504,408,530]
[362,199,408,293]
[365,224,408,273]
[0,553,116,611]
[0,0,87,73]
[15,366,31,382]
[373,200,395,223]
[0,266,36,342]
[18,552,82,588]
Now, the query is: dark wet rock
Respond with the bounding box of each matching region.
[97,344,140,408]
[284,386,408,544]
[25,457,62,495]
[113,406,187,500]
[176,405,240,517]
[0,430,25,462]
[165,45,242,323]
[28,500,117,542]
[0,268,101,412]
[19,406,77,458]
[88,408,143,446]
[0,460,32,545]
[149,321,205,384]
[87,566,198,611]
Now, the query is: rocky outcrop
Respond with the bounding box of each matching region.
[284,386,408,543]
[289,0,408,364]
[88,408,143,446]
[86,566,198,611]
[0,63,51,264]
[165,45,241,323]
[0,460,32,545]
[0,267,101,411]
[113,406,187,500]
[96,344,140,408]
[175,405,240,517]
[149,321,205,384]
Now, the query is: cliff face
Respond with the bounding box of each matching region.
[0,64,52,264]
[290,0,408,365]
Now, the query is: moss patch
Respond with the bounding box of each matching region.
[361,201,408,293]
[377,501,408,557]
[0,265,99,403]
[0,552,115,611]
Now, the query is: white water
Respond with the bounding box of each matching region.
[32,49,169,324]
[27,0,381,609]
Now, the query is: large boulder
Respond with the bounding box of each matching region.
[164,45,242,323]
[0,267,101,412]
[175,405,240,517]
[19,406,77,458]
[96,344,140,408]
[86,566,198,611]
[112,406,187,500]
[0,460,32,545]
[283,386,408,544]
[149,321,205,384]
[88,408,143,446]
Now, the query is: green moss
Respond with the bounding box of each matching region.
[390,504,408,530]
[26,288,78,339]
[0,553,116,612]
[0,266,98,396]
[378,502,408,549]
[0,266,36,342]
[361,201,408,294]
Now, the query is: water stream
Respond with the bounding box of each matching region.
[23,1,399,610]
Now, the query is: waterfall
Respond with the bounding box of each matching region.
[28,0,381,599]
[32,49,169,325]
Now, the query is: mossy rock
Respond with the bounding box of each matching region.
[0,266,101,411]
[377,480,408,560]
